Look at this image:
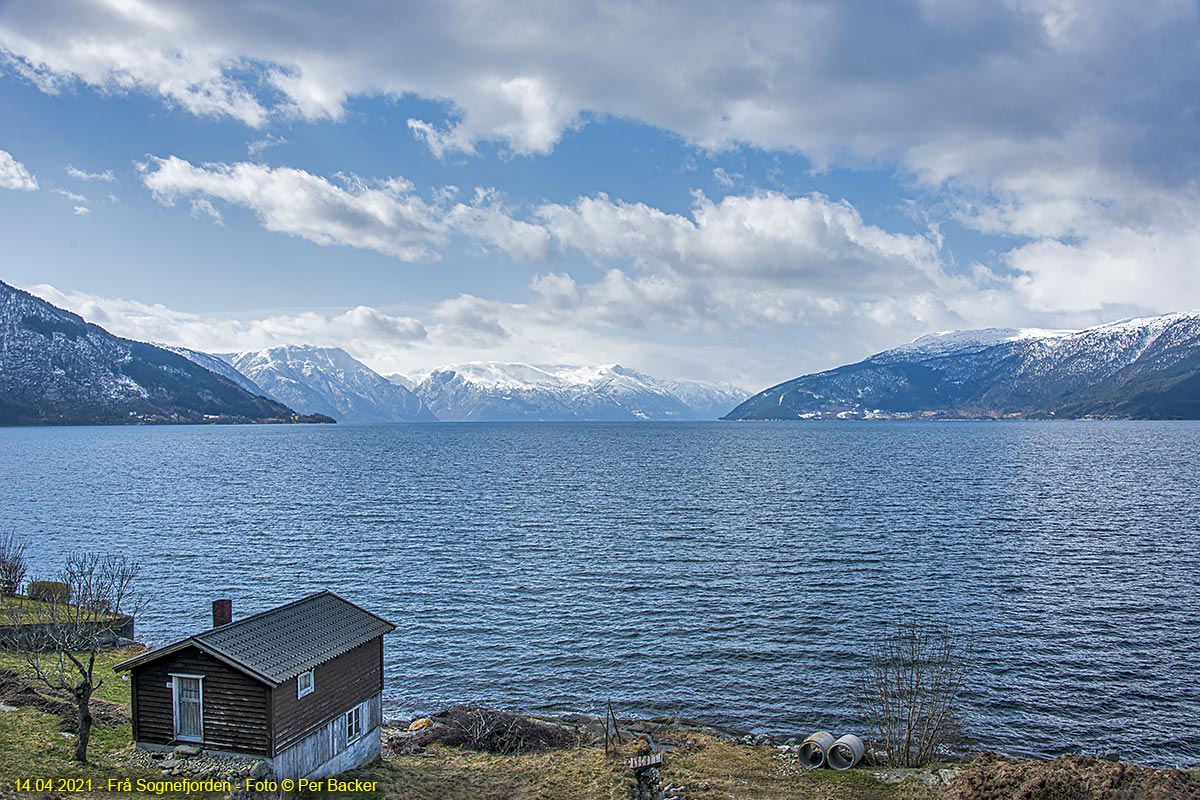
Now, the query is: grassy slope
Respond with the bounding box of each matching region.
[0,646,162,795]
[0,651,929,800]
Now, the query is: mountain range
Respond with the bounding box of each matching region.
[0,280,326,425]
[9,275,1200,425]
[221,346,436,424]
[725,312,1200,420]
[392,362,748,422]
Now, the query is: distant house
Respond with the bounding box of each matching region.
[114,591,396,779]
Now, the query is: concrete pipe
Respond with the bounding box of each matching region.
[798,731,836,769]
[827,734,865,770]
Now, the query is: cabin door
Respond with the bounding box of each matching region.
[172,675,204,742]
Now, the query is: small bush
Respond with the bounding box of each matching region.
[861,617,971,767]
[27,581,70,604]
[0,533,28,596]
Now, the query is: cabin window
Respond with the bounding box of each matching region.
[170,674,204,743]
[297,669,315,698]
[346,702,365,743]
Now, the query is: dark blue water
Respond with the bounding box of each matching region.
[1,421,1197,766]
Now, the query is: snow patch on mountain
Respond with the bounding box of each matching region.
[392,361,748,421]
[226,345,434,423]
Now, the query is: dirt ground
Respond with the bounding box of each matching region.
[0,666,128,731]
[947,751,1200,800]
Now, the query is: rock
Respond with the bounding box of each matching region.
[1102,750,1120,762]
[174,744,201,756]
[161,758,180,769]
[249,760,270,779]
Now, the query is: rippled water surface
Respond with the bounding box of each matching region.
[1,421,1197,765]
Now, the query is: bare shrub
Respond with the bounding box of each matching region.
[0,533,28,596]
[6,553,143,763]
[861,617,971,767]
[414,706,577,754]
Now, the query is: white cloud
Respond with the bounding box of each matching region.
[189,197,222,224]
[139,156,451,261]
[27,283,428,366]
[246,133,287,158]
[6,1,1200,329]
[0,148,37,190]
[66,165,115,181]
[52,187,87,203]
[0,1,1192,185]
[72,205,89,215]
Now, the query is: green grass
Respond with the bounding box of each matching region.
[0,646,163,797]
[0,595,124,624]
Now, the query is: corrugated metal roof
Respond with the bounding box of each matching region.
[114,591,395,685]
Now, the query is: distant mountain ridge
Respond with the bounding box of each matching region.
[0,280,323,426]
[223,345,435,423]
[394,362,748,421]
[725,312,1200,420]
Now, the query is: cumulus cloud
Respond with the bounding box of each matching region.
[72,205,89,215]
[6,1,1200,326]
[139,156,450,260]
[539,191,944,293]
[0,148,37,190]
[0,1,1194,182]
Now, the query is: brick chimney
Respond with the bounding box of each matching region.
[212,598,232,628]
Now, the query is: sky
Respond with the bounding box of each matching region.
[2,0,1199,391]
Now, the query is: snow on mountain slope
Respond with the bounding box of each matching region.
[226,345,435,423]
[880,327,1073,360]
[726,311,1200,420]
[163,345,266,396]
[0,279,305,425]
[394,362,748,421]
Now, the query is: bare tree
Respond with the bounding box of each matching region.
[861,616,971,767]
[7,553,142,763]
[0,532,28,596]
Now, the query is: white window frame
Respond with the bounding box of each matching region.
[297,669,315,699]
[345,701,365,744]
[170,673,204,743]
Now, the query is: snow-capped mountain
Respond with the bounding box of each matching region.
[725,312,1200,420]
[392,362,748,421]
[226,345,435,423]
[0,279,310,425]
[163,345,267,396]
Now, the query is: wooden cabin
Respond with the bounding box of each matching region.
[114,591,396,779]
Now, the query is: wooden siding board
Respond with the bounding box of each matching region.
[130,646,271,755]
[269,638,384,752]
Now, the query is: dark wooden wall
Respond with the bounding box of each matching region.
[270,638,383,753]
[131,646,271,755]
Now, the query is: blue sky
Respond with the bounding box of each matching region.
[2,1,1198,389]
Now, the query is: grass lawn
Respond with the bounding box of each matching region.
[0,646,164,797]
[0,595,125,624]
